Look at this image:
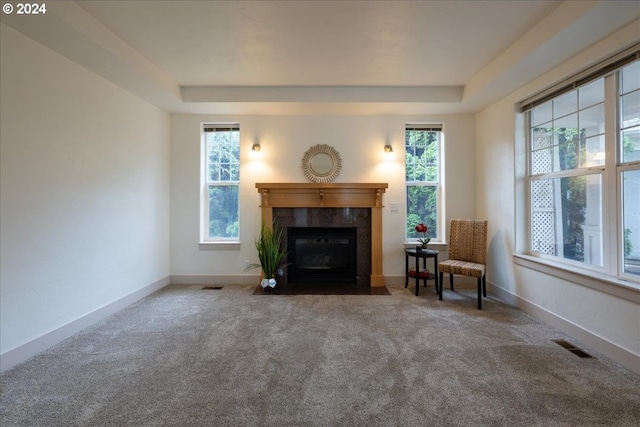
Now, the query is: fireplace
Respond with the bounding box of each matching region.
[256,183,388,287]
[287,227,357,284]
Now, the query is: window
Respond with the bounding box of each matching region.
[201,125,240,242]
[528,79,605,266]
[523,53,639,282]
[405,125,442,243]
[619,61,640,276]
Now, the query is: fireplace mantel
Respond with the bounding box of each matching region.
[255,182,387,208]
[256,183,388,287]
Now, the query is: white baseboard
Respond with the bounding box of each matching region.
[0,276,170,373]
[489,281,640,375]
[170,274,260,286]
[173,275,473,288]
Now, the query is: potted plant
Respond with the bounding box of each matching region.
[245,224,288,290]
[415,222,431,250]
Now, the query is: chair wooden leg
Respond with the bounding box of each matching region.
[482,275,486,297]
[477,277,482,310]
[449,274,454,290]
[438,272,443,300]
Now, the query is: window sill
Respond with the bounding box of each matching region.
[513,254,640,304]
[199,241,241,250]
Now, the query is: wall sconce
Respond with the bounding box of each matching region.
[384,145,393,153]
[252,143,261,152]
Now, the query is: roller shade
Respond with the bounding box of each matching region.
[519,44,640,112]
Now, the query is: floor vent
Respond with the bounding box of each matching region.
[203,286,224,290]
[552,339,594,358]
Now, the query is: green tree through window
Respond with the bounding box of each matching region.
[203,125,240,241]
[406,126,441,241]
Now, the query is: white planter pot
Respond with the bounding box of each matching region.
[261,278,277,289]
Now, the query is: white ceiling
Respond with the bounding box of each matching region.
[78,0,558,87]
[2,1,639,114]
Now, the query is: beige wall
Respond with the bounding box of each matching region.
[170,114,476,283]
[0,24,171,363]
[475,21,640,371]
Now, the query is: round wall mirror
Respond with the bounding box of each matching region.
[301,144,342,183]
[310,152,334,174]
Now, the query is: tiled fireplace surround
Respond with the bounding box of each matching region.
[256,183,388,287]
[274,207,371,286]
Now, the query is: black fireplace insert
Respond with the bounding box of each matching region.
[287,227,357,284]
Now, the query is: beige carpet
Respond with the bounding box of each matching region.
[1,284,639,426]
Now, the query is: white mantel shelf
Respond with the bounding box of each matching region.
[255,182,388,287]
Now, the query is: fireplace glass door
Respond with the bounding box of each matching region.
[287,227,357,284]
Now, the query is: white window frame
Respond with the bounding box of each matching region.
[405,124,444,244]
[616,60,640,282]
[200,124,240,244]
[525,82,607,272]
[518,47,640,290]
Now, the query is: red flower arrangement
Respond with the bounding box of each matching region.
[415,223,430,246]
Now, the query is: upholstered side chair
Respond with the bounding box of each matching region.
[438,219,488,309]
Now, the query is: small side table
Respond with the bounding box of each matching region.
[405,248,440,297]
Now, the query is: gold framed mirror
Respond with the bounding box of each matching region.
[301,144,342,183]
